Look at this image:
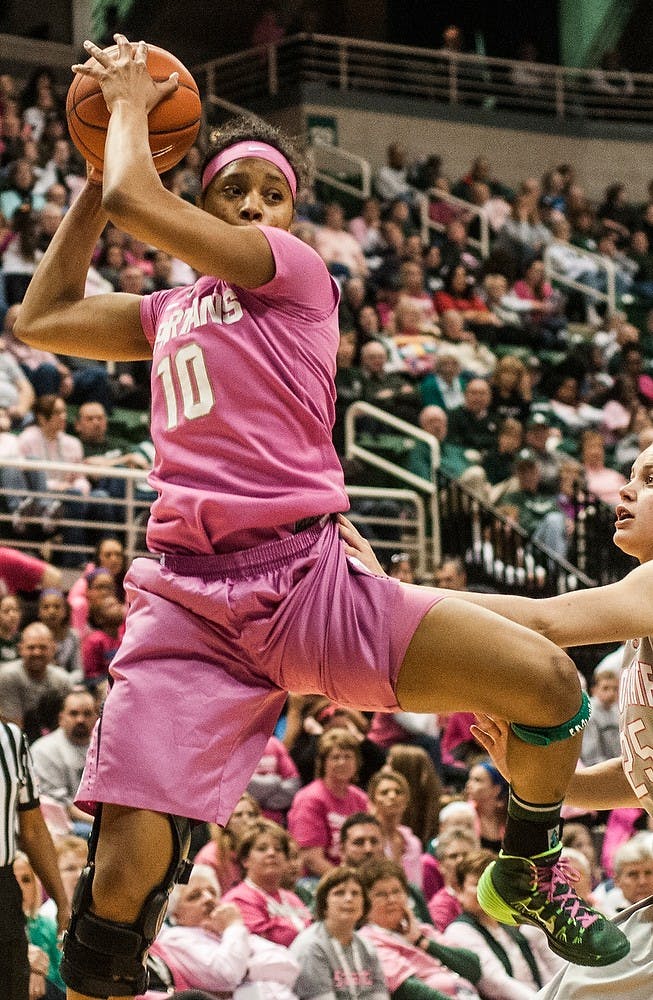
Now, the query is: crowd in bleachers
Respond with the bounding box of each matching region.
[2,553,652,999]
[4,56,653,1000]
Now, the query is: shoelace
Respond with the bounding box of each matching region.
[533,859,599,931]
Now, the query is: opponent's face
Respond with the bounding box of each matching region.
[615,444,653,562]
[203,157,294,231]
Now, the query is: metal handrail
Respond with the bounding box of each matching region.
[344,400,441,573]
[544,240,618,314]
[311,139,372,202]
[420,189,490,259]
[207,93,372,205]
[193,34,653,125]
[0,456,152,565]
[0,453,427,577]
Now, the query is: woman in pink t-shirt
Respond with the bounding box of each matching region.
[288,729,368,877]
[222,819,312,946]
[16,36,624,994]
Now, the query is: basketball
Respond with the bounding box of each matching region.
[66,44,201,174]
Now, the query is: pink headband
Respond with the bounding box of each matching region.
[201,141,297,199]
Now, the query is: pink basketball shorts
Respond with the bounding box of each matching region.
[76,517,444,823]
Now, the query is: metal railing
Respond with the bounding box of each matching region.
[0,453,429,577]
[0,457,153,566]
[342,400,634,594]
[420,189,490,259]
[344,400,440,577]
[544,240,618,316]
[438,472,597,597]
[194,34,653,126]
[207,92,372,206]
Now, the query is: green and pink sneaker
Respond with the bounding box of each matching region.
[477,847,630,967]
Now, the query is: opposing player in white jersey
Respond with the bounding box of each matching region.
[460,441,653,997]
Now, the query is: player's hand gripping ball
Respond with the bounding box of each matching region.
[66,42,201,174]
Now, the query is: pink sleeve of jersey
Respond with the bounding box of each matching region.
[287,784,330,849]
[257,226,339,317]
[140,287,176,348]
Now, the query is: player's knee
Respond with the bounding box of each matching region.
[526,649,581,725]
[91,851,149,922]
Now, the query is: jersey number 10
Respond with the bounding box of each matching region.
[156,343,215,430]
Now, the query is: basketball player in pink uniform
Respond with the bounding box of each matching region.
[456,440,653,998]
[16,35,627,1000]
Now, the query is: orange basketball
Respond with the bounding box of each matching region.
[66,44,201,174]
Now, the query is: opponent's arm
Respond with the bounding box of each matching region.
[83,36,276,289]
[434,560,653,648]
[564,758,639,810]
[15,179,148,360]
[472,715,639,810]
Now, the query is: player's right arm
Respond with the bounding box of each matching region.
[15,180,150,361]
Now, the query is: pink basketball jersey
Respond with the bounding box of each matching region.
[139,226,348,553]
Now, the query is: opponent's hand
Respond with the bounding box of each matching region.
[337,514,386,575]
[73,34,178,114]
[470,713,511,782]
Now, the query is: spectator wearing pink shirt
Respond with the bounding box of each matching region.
[288,729,369,877]
[67,536,127,637]
[315,202,369,281]
[222,819,312,946]
[17,394,92,566]
[193,792,261,893]
[358,858,481,997]
[427,829,479,931]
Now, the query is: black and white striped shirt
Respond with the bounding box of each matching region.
[0,721,39,866]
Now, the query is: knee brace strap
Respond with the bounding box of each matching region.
[60,811,192,999]
[510,690,592,747]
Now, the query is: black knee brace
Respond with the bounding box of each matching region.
[60,809,193,998]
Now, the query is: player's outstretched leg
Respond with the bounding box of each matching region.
[395,595,629,967]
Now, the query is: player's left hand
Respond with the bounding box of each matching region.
[337,514,386,575]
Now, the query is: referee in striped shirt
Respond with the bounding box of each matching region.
[1,718,70,1000]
